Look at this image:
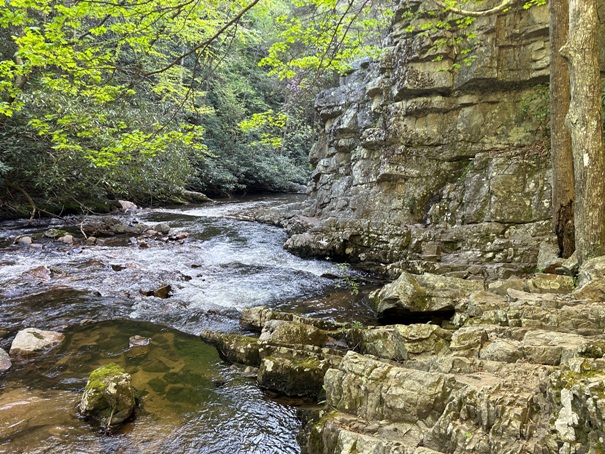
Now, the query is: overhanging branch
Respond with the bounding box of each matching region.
[434,0,519,17]
[142,0,261,78]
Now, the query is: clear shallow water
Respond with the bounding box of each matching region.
[0,319,300,454]
[0,196,376,453]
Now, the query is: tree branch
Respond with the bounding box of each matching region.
[5,181,37,221]
[433,0,519,17]
[142,0,261,78]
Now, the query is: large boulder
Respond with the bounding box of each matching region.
[257,344,338,398]
[9,328,64,356]
[346,324,451,362]
[372,272,484,322]
[79,363,136,429]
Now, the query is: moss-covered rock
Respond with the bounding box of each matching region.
[259,320,329,347]
[257,345,335,398]
[79,363,136,429]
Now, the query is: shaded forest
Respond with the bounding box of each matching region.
[0,0,391,217]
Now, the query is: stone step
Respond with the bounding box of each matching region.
[461,289,605,336]
[306,412,441,454]
[451,324,605,366]
[321,352,556,453]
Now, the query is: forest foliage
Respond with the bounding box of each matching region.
[0,0,392,214]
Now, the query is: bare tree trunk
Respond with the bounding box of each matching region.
[561,0,605,265]
[550,0,575,258]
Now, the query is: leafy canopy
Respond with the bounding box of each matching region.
[0,0,263,166]
[260,0,393,82]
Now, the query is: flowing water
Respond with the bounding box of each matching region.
[0,195,377,453]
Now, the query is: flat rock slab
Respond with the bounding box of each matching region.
[9,328,64,356]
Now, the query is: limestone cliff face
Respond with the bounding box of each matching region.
[286,1,556,279]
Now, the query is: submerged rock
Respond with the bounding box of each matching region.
[128,335,151,348]
[79,363,136,429]
[9,328,64,356]
[0,348,12,371]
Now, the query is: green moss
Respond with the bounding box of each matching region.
[148,377,168,393]
[44,229,69,239]
[228,334,259,347]
[295,356,322,370]
[455,160,475,185]
[580,341,605,359]
[314,410,339,429]
[85,363,126,392]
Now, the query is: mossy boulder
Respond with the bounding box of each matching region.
[79,363,136,429]
[372,272,484,322]
[257,345,333,398]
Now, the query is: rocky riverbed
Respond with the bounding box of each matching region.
[0,196,378,453]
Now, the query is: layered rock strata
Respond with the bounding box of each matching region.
[253,0,562,279]
[202,256,605,453]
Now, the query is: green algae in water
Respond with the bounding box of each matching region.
[30,319,226,417]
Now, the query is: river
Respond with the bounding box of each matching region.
[0,195,376,453]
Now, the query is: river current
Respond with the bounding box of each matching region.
[0,195,375,453]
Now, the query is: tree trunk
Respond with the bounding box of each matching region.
[550,0,575,258]
[560,0,605,265]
